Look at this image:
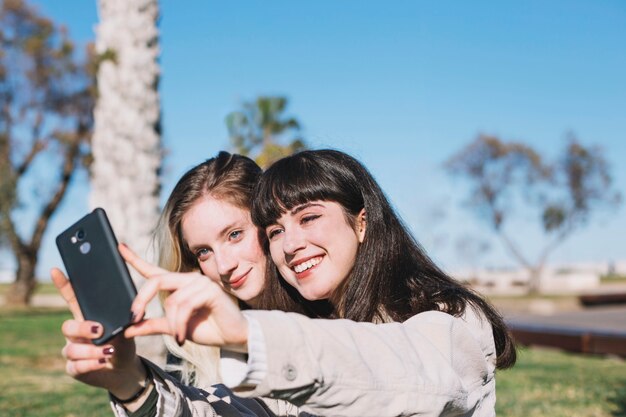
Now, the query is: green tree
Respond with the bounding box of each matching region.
[0,0,95,305]
[446,134,621,293]
[226,96,306,168]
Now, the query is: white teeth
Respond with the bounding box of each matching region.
[294,257,322,273]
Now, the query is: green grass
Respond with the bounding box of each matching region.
[0,282,60,295]
[0,307,111,417]
[1,307,625,416]
[601,274,626,285]
[497,347,626,417]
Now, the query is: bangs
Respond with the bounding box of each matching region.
[252,152,354,228]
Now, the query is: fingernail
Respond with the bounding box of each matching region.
[103,346,115,355]
[130,311,142,323]
[130,311,144,323]
[91,325,100,334]
[176,333,184,346]
[98,358,106,364]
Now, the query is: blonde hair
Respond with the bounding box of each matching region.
[154,152,262,387]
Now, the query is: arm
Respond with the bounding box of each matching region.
[122,248,496,416]
[114,359,278,417]
[52,268,151,412]
[52,268,283,417]
[235,309,497,417]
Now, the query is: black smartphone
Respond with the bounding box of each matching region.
[56,208,137,345]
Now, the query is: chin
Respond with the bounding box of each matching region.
[303,289,331,302]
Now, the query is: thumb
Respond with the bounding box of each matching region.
[51,268,83,320]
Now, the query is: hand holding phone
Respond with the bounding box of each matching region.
[56,208,137,345]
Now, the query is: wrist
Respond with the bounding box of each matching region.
[109,357,152,410]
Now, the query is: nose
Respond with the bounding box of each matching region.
[215,248,238,277]
[282,227,306,256]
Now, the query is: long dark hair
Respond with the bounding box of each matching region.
[251,149,516,369]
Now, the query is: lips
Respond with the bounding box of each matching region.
[229,269,250,289]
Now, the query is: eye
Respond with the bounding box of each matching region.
[267,227,284,240]
[301,214,321,224]
[195,247,212,262]
[228,230,243,241]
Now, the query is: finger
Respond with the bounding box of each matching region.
[130,278,160,322]
[63,341,115,361]
[163,293,182,344]
[66,358,109,377]
[164,282,205,344]
[119,243,167,278]
[124,317,172,339]
[175,289,215,345]
[131,274,192,322]
[51,268,83,320]
[62,319,104,341]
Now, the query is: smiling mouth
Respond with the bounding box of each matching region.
[229,269,250,289]
[292,257,323,274]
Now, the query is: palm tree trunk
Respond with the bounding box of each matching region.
[91,0,164,365]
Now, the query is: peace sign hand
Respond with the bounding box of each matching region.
[119,244,249,350]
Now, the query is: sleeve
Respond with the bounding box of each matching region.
[109,358,277,417]
[220,315,268,388]
[235,309,497,417]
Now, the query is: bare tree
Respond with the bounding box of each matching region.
[91,0,164,363]
[446,134,621,293]
[226,96,306,168]
[0,0,94,306]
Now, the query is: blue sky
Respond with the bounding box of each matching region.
[3,1,626,279]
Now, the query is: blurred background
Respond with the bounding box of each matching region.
[1,0,624,304]
[1,1,625,416]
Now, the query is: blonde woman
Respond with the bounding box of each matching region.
[55,152,310,416]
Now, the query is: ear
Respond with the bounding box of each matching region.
[357,209,366,243]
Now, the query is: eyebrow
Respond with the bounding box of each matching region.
[290,202,324,215]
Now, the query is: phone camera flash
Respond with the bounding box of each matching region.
[79,242,91,254]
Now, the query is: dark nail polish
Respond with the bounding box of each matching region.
[98,358,106,364]
[91,325,100,334]
[130,311,144,323]
[103,346,115,355]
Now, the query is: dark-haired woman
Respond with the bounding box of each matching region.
[127,149,516,416]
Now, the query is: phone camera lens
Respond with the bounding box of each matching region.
[76,229,86,241]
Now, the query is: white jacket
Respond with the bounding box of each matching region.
[236,307,497,417]
[111,307,496,417]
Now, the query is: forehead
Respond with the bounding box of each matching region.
[181,196,251,243]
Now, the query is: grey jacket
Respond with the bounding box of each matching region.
[111,307,496,417]
[236,307,497,417]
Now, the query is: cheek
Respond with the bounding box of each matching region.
[199,261,221,284]
[243,235,266,266]
[268,241,283,266]
[334,238,360,278]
